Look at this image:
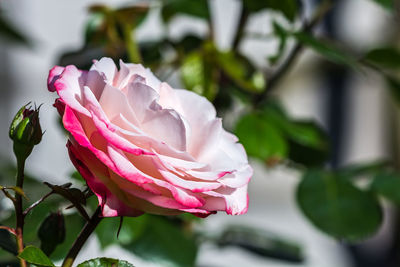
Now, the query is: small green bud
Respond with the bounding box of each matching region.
[9,103,43,161]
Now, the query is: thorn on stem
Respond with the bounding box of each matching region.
[117,216,124,239]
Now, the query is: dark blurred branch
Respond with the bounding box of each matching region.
[23,190,53,217]
[62,207,102,267]
[232,5,249,50]
[123,24,142,63]
[207,1,215,41]
[0,13,30,45]
[15,158,26,267]
[253,0,333,107]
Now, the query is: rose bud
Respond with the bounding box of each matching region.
[48,58,252,218]
[9,104,43,161]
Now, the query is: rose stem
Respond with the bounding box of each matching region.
[62,207,103,267]
[15,157,27,267]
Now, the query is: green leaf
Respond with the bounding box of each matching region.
[161,0,210,22]
[339,160,390,178]
[172,34,204,54]
[44,182,89,221]
[216,50,265,93]
[235,113,288,161]
[288,140,329,167]
[293,32,358,69]
[18,246,55,267]
[78,257,135,267]
[364,47,400,69]
[38,212,66,256]
[139,41,164,67]
[369,0,395,10]
[0,228,17,255]
[83,4,149,63]
[258,103,329,166]
[278,119,327,149]
[284,121,329,166]
[268,22,288,65]
[243,0,298,22]
[297,170,382,241]
[114,5,150,27]
[180,50,219,100]
[84,11,107,46]
[234,102,329,166]
[123,215,197,267]
[211,81,236,112]
[371,170,400,205]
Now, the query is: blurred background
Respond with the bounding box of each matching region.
[0,0,399,266]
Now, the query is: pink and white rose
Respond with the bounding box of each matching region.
[47,58,252,217]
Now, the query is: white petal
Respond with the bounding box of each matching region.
[175,89,216,121]
[119,60,162,91]
[82,70,106,100]
[152,149,207,170]
[141,109,187,151]
[91,57,117,84]
[224,185,249,215]
[99,84,140,126]
[158,82,183,111]
[190,118,222,161]
[218,165,253,188]
[126,82,159,122]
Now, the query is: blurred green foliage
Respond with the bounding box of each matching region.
[297,169,382,241]
[371,0,396,10]
[77,258,135,267]
[243,0,299,22]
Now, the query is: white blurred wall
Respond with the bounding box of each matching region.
[0,0,393,266]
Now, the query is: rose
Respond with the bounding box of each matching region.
[47,58,252,217]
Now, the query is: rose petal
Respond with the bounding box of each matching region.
[141,109,187,151]
[91,57,117,84]
[54,65,90,116]
[189,118,222,161]
[47,66,65,92]
[107,145,205,208]
[126,81,159,122]
[217,165,253,188]
[83,70,106,100]
[67,140,143,217]
[99,83,140,126]
[157,168,221,193]
[120,60,161,91]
